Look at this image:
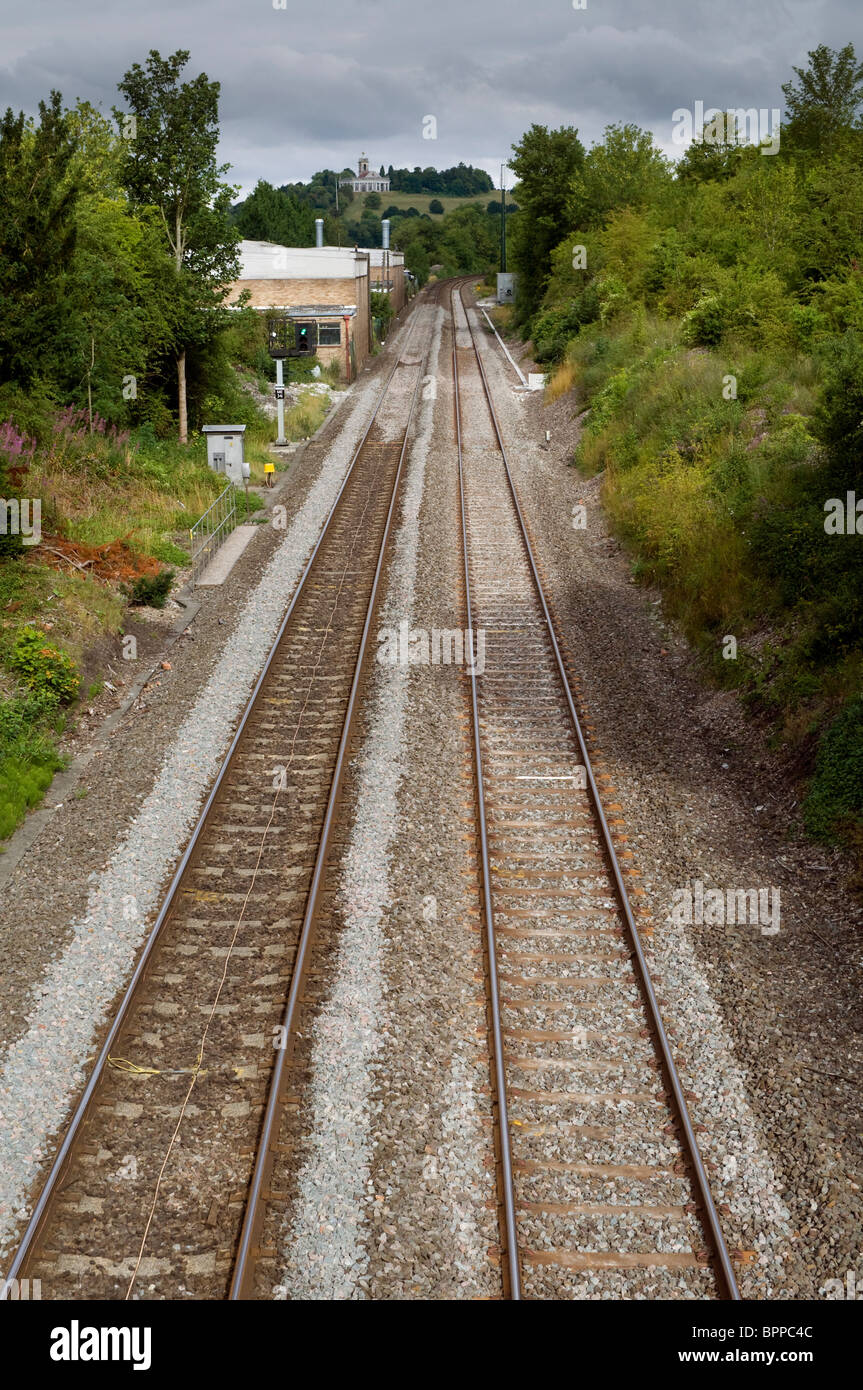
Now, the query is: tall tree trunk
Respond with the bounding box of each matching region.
[177,349,188,444]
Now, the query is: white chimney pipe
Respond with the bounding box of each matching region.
[381,219,390,250]
[315,218,324,248]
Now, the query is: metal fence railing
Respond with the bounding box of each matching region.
[189,481,238,581]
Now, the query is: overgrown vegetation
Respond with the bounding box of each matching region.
[508,44,863,857]
[0,691,66,842]
[0,48,284,840]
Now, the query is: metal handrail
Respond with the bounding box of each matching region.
[189,482,237,580]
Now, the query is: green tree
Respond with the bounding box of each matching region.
[365,191,381,210]
[508,124,585,323]
[50,101,177,425]
[114,49,240,442]
[574,124,670,226]
[234,180,315,245]
[782,43,863,155]
[0,92,79,385]
[438,203,497,275]
[674,116,747,184]
[59,193,179,426]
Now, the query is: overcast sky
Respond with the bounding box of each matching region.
[0,0,859,195]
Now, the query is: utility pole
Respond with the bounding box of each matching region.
[275,356,287,446]
[500,163,507,273]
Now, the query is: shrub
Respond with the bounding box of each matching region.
[682,268,792,349]
[804,697,863,843]
[429,198,444,214]
[10,626,80,703]
[814,329,863,483]
[582,367,633,439]
[532,288,601,363]
[682,294,725,347]
[595,274,631,325]
[129,569,174,609]
[0,689,64,839]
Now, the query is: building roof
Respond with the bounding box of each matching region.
[362,248,405,267]
[235,240,369,280]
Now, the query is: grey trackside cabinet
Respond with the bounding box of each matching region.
[202,426,246,485]
[497,272,515,304]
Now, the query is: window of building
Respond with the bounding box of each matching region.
[318,322,341,346]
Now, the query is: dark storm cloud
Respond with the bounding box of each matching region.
[0,0,859,192]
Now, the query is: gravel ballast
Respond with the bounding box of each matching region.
[274,302,500,1299]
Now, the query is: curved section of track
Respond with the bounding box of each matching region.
[5,290,440,1301]
[452,285,740,1301]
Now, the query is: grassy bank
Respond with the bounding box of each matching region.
[0,360,335,844]
[548,310,862,859]
[354,190,485,218]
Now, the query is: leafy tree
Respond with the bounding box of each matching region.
[365,191,381,210]
[815,329,863,484]
[438,204,497,275]
[347,210,385,246]
[429,198,444,214]
[800,143,863,281]
[114,49,240,442]
[674,117,748,183]
[388,162,493,196]
[47,101,178,425]
[508,123,585,323]
[0,92,79,385]
[370,290,393,336]
[574,124,671,226]
[234,180,315,245]
[66,99,124,197]
[782,43,863,155]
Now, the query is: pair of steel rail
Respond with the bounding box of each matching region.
[451,282,740,1301]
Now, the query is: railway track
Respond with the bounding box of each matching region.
[451,284,741,1300]
[4,287,442,1301]
[5,278,740,1302]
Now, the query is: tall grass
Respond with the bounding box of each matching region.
[545,360,578,403]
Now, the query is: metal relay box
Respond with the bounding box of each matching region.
[202,425,246,485]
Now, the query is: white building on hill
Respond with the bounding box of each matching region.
[339,153,390,194]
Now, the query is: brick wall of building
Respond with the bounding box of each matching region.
[225,271,371,382]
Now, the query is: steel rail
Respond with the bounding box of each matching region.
[229,289,441,1298]
[4,294,433,1290]
[457,285,741,1302]
[451,286,523,1300]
